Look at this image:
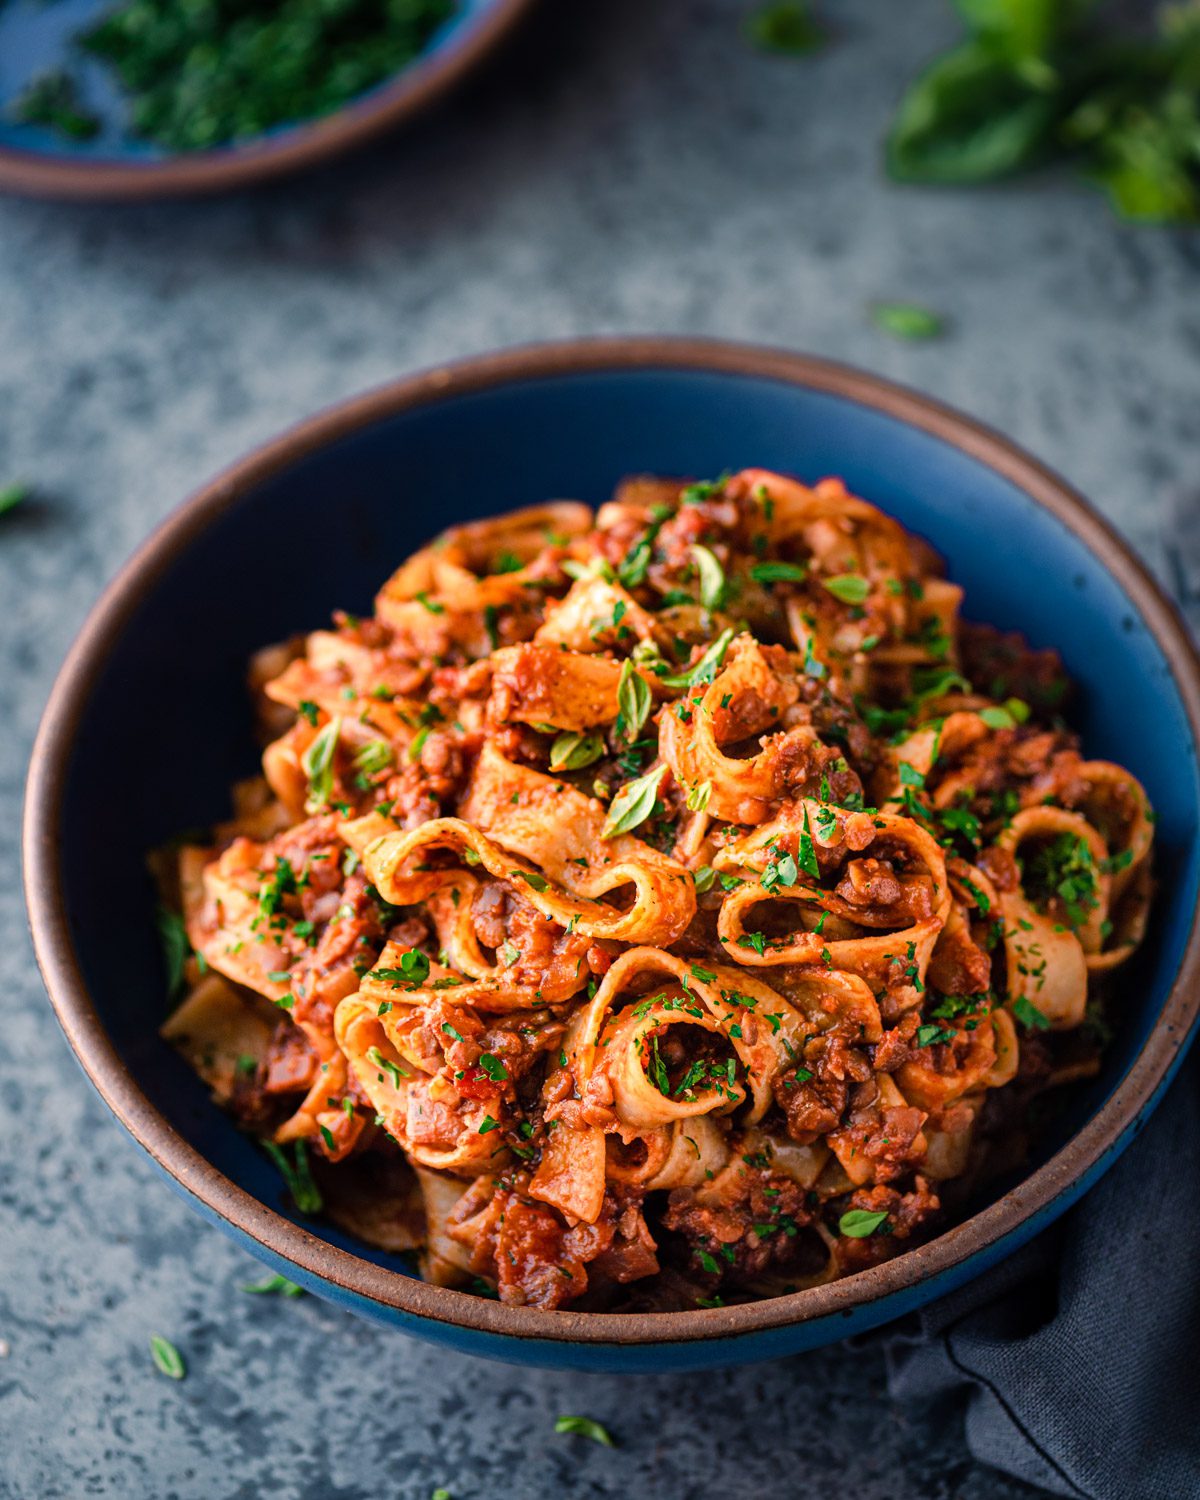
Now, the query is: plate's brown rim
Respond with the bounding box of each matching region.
[0,0,535,202]
[23,335,1200,1346]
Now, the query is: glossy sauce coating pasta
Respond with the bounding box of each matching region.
[162,471,1153,1310]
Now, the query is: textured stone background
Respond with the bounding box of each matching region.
[2,1,1198,1497]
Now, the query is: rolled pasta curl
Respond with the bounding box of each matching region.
[461,742,696,943]
[359,941,549,1018]
[829,1072,928,1186]
[714,805,949,1008]
[604,1116,730,1191]
[602,995,748,1131]
[896,1007,1018,1111]
[1074,760,1155,950]
[488,643,648,731]
[919,1091,985,1182]
[657,634,820,824]
[161,971,276,1106]
[380,502,590,611]
[735,1125,831,1190]
[415,1167,476,1287]
[571,946,807,1124]
[996,804,1110,954]
[350,813,688,948]
[376,502,590,658]
[334,993,506,1174]
[184,841,296,1008]
[878,711,994,808]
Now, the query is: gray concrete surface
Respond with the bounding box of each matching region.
[2,1,1198,1496]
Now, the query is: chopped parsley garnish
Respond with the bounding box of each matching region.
[797,808,820,880]
[602,764,666,838]
[1011,996,1051,1031]
[368,948,431,989]
[750,559,807,584]
[1022,832,1099,929]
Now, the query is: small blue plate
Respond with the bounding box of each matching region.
[0,0,534,199]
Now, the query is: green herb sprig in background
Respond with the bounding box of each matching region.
[887,1,1200,223]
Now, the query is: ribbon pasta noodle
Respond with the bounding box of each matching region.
[160,469,1153,1309]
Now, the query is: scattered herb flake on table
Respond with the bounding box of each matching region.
[745,0,824,56]
[870,302,945,341]
[554,1415,616,1447]
[149,1334,186,1380]
[0,483,30,518]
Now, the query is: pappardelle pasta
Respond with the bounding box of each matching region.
[160,470,1154,1311]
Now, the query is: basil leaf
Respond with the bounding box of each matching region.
[870,302,944,340]
[149,1335,186,1380]
[979,705,1018,729]
[690,544,727,610]
[822,573,870,605]
[686,780,712,813]
[693,865,717,893]
[554,1415,615,1447]
[602,765,666,838]
[838,1208,889,1238]
[549,730,604,772]
[887,42,1062,184]
[616,659,652,743]
[301,715,341,811]
[656,627,735,689]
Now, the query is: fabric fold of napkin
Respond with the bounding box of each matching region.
[883,1048,1200,1499]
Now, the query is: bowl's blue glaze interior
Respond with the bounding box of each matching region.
[0,0,498,162]
[57,367,1200,1284]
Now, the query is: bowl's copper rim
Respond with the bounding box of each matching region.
[23,337,1200,1346]
[0,0,535,202]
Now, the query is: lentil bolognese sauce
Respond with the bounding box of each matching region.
[159,469,1154,1310]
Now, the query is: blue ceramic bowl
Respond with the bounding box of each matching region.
[24,338,1200,1371]
[0,0,533,199]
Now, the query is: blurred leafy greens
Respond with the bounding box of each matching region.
[887,1,1200,223]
